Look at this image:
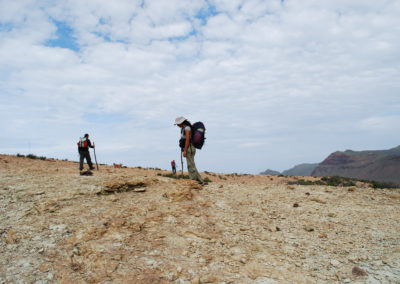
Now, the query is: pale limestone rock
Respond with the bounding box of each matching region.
[330,259,340,266]
[0,154,399,284]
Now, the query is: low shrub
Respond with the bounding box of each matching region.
[159,173,190,180]
[297,179,316,186]
[321,176,356,187]
[25,154,47,160]
[288,176,355,187]
[203,177,212,183]
[289,175,398,188]
[369,181,398,189]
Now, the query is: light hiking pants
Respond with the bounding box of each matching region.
[186,145,204,183]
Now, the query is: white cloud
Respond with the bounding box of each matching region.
[1,0,400,173]
[359,114,400,131]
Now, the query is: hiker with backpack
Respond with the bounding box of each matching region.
[171,160,176,175]
[77,133,95,171]
[174,117,206,185]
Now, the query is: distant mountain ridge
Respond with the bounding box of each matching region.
[260,164,319,176]
[311,145,400,185]
[282,163,319,176]
[260,163,319,176]
[260,169,281,175]
[261,145,400,186]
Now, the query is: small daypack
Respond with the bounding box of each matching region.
[77,137,88,148]
[191,122,206,149]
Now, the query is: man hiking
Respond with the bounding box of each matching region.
[77,133,95,171]
[171,160,176,175]
[174,117,206,185]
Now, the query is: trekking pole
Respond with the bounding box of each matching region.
[93,142,99,170]
[180,151,184,177]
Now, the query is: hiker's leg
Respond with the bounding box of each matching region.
[79,152,84,170]
[85,151,94,169]
[186,145,204,183]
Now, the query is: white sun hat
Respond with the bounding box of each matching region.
[174,116,186,125]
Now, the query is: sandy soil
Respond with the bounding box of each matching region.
[0,154,399,284]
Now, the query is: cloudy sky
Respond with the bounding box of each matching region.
[1,0,399,174]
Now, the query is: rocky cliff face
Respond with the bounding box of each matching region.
[312,146,400,185]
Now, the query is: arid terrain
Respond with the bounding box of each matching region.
[0,154,399,284]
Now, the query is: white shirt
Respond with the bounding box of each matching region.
[181,126,191,139]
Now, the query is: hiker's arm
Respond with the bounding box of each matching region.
[183,129,190,157]
[88,140,94,148]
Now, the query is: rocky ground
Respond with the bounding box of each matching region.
[0,154,399,284]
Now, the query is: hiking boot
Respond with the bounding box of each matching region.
[80,170,93,176]
[89,166,95,170]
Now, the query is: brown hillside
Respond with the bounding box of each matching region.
[0,155,399,283]
[312,146,400,185]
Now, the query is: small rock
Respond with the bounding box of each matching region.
[330,259,340,266]
[293,203,299,208]
[304,227,314,232]
[365,276,380,284]
[310,198,326,204]
[352,266,367,276]
[268,226,281,232]
[5,229,19,244]
[164,272,178,281]
[319,232,327,238]
[348,255,358,263]
[254,277,278,284]
[144,258,157,267]
[49,224,67,232]
[200,275,218,283]
[18,259,32,268]
[371,260,383,266]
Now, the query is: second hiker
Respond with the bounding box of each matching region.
[171,160,176,175]
[175,117,205,184]
[77,133,95,171]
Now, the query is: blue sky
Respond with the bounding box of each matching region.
[1,0,400,173]
[45,20,80,51]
